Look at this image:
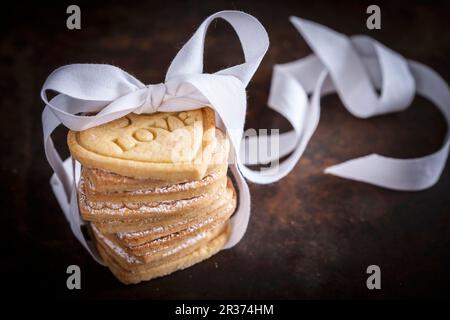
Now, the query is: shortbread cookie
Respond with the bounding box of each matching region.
[78,176,229,221]
[84,129,230,193]
[81,166,227,203]
[115,186,236,245]
[96,223,230,284]
[68,107,216,181]
[93,180,236,234]
[93,221,229,270]
[94,219,226,265]
[119,201,235,258]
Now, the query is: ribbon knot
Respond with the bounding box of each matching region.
[133,83,167,114]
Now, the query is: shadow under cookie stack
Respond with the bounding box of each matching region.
[67,107,236,284]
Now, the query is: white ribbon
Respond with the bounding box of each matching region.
[42,11,450,264]
[243,17,450,190]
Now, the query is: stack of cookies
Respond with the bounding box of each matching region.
[67,107,236,284]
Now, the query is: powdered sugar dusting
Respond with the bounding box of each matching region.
[162,231,209,257]
[91,225,141,265]
[90,171,221,196]
[78,176,209,216]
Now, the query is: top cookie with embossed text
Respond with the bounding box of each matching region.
[68,107,217,181]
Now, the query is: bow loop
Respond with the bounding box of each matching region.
[41,63,145,104]
[166,10,268,87]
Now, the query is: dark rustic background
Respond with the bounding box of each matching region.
[1,0,450,299]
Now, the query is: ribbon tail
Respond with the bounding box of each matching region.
[325,150,449,191]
